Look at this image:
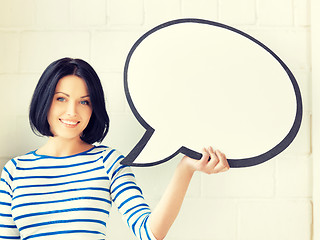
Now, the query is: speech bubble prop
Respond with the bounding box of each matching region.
[120,18,302,168]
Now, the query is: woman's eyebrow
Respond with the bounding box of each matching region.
[55,92,89,98]
[55,92,69,97]
[81,95,90,98]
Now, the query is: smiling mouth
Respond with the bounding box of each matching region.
[59,119,80,127]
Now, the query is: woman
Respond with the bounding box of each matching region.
[0,58,229,240]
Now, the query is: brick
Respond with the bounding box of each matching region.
[19,31,90,73]
[166,198,237,239]
[16,74,40,116]
[276,155,312,197]
[293,0,310,26]
[258,0,294,26]
[181,0,218,21]
[91,31,143,72]
[219,0,256,25]
[98,72,126,114]
[283,112,311,155]
[144,0,181,27]
[107,0,144,26]
[0,74,58,157]
[0,0,35,27]
[70,0,106,26]
[15,115,47,156]
[0,32,19,73]
[0,75,19,116]
[0,115,46,160]
[0,116,17,158]
[35,0,70,28]
[238,200,312,240]
[202,159,275,198]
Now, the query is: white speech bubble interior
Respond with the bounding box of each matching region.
[122,19,302,167]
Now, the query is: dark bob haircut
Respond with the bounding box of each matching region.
[29,57,109,144]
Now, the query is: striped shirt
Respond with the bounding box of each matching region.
[0,145,156,240]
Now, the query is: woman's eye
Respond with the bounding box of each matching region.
[57,97,65,102]
[80,100,90,105]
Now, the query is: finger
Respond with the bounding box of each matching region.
[212,150,230,173]
[216,149,228,165]
[220,166,230,172]
[207,146,219,168]
[195,148,210,172]
[200,148,210,163]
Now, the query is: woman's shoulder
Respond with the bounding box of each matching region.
[5,151,36,167]
[1,151,35,179]
[92,145,123,156]
[2,149,43,171]
[95,145,127,170]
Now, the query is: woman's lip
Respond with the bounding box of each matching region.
[59,119,80,127]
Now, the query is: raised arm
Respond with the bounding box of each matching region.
[148,147,229,240]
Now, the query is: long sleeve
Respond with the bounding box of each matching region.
[0,146,156,240]
[106,152,156,240]
[0,160,20,239]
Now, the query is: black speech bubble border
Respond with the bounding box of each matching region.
[120,18,303,168]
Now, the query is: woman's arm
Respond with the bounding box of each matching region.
[0,161,20,239]
[148,147,229,240]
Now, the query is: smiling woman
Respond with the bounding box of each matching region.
[29,58,109,147]
[44,75,93,154]
[0,57,229,240]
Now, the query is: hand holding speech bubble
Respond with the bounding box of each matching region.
[120,18,302,168]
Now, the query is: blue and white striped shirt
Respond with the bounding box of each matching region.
[0,145,156,240]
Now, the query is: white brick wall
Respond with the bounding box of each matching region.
[107,0,144,26]
[35,0,70,28]
[71,0,107,26]
[91,31,144,72]
[258,0,294,26]
[20,31,91,73]
[0,0,313,239]
[0,0,36,27]
[311,0,320,238]
[0,32,19,73]
[238,200,312,240]
[181,0,219,20]
[219,0,256,25]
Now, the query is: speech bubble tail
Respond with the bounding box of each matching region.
[121,130,181,167]
[120,128,154,166]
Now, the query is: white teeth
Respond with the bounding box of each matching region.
[60,119,78,125]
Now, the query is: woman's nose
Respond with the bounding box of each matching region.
[66,102,77,116]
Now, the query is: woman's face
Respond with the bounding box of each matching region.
[47,75,92,142]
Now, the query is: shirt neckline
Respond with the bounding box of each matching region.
[31,145,97,159]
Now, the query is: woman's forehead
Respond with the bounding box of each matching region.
[55,75,89,96]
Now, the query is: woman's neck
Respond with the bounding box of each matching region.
[36,137,94,157]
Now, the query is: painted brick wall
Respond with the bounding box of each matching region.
[0,0,312,239]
